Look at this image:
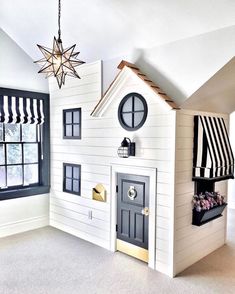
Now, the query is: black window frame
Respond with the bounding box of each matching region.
[118,92,148,131]
[63,163,81,196]
[0,125,40,187]
[63,108,81,139]
[0,87,50,201]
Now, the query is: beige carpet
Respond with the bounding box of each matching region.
[0,210,235,294]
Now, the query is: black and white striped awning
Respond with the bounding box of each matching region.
[193,115,234,181]
[0,95,44,125]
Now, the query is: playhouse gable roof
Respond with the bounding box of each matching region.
[91,60,179,117]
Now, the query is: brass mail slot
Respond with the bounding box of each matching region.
[92,184,106,202]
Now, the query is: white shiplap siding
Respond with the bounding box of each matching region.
[174,109,228,275]
[49,61,176,276]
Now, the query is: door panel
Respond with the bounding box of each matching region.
[117,173,149,250]
[121,209,130,238]
[134,212,144,243]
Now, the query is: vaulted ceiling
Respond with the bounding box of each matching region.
[1,1,235,113]
[1,0,235,62]
[182,57,235,113]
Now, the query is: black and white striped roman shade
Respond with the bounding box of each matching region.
[0,95,44,125]
[193,115,234,181]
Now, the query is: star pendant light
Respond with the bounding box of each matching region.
[34,0,85,89]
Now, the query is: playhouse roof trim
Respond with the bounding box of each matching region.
[91,60,179,117]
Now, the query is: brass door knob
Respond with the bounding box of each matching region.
[141,207,149,216]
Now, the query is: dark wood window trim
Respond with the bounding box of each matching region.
[118,92,148,131]
[63,108,81,139]
[63,163,81,196]
[0,87,50,201]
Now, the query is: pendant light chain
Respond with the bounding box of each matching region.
[58,0,61,42]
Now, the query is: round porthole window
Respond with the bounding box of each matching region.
[118,93,148,131]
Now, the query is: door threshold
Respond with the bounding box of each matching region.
[116,239,148,263]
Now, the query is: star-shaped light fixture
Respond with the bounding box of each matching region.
[34,0,85,89]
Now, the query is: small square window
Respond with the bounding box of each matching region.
[63,108,81,139]
[63,163,81,196]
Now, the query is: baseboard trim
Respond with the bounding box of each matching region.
[0,215,49,238]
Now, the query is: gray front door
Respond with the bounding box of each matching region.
[117,173,149,249]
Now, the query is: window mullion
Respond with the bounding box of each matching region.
[71,111,74,136]
[38,125,42,185]
[22,142,25,186]
[39,125,43,160]
[3,131,7,186]
[20,124,22,142]
[132,96,135,128]
[3,123,5,141]
[4,142,7,188]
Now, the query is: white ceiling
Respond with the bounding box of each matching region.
[1,0,235,62]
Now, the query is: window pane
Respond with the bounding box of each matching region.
[7,165,23,186]
[73,180,79,193]
[73,111,80,123]
[73,167,79,179]
[0,144,5,164]
[24,164,38,185]
[122,98,132,112]
[66,178,72,191]
[7,144,22,164]
[73,125,80,137]
[65,112,72,123]
[0,123,3,142]
[22,124,37,142]
[122,113,132,127]
[24,144,38,163]
[5,124,20,142]
[66,166,72,178]
[134,112,144,127]
[65,125,72,137]
[0,166,6,188]
[134,97,144,111]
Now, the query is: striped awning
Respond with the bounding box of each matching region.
[193,115,234,181]
[0,95,44,125]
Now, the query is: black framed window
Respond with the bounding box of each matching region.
[63,163,81,195]
[118,93,148,131]
[63,108,81,139]
[0,124,40,188]
[0,88,50,201]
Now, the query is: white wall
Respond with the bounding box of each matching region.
[0,28,48,93]
[174,109,228,275]
[0,29,49,237]
[0,195,49,238]
[103,26,235,109]
[49,61,176,277]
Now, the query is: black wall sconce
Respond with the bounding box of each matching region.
[117,137,135,158]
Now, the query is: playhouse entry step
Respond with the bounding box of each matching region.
[116,239,148,262]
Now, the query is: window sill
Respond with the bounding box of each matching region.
[0,185,50,201]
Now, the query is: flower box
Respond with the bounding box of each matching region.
[192,203,227,226]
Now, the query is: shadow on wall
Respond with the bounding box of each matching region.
[101,48,186,105]
[132,48,186,105]
[181,56,235,114]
